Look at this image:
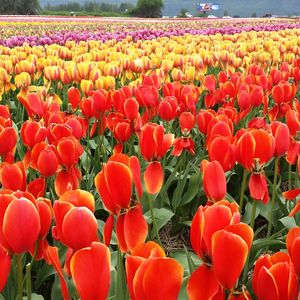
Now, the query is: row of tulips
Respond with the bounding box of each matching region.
[0,18,300,299]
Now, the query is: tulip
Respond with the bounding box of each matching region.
[126,241,183,300]
[0,245,11,292]
[286,227,300,277]
[201,160,226,202]
[70,242,110,300]
[1,196,41,254]
[253,252,298,300]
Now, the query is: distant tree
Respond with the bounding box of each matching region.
[134,0,164,18]
[178,8,188,18]
[223,10,229,16]
[119,2,135,13]
[0,0,40,14]
[251,12,257,17]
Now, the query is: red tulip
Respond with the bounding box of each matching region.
[187,264,224,300]
[253,252,298,300]
[158,96,178,121]
[70,242,110,300]
[0,245,11,292]
[115,204,148,253]
[21,120,47,149]
[1,196,40,254]
[124,97,139,121]
[201,160,226,202]
[126,241,183,300]
[286,227,300,277]
[236,129,275,171]
[179,112,195,135]
[208,136,236,171]
[270,121,290,157]
[67,86,81,110]
[0,161,26,191]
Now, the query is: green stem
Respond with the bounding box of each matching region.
[288,163,292,190]
[239,169,248,213]
[16,254,23,300]
[26,263,32,300]
[267,157,279,238]
[148,193,162,247]
[242,200,257,284]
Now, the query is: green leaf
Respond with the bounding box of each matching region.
[23,294,44,300]
[252,238,285,253]
[178,276,189,300]
[280,216,297,229]
[183,245,197,274]
[172,167,189,209]
[181,171,201,206]
[144,208,174,232]
[115,250,129,300]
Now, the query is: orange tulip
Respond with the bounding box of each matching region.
[283,188,300,217]
[208,136,236,171]
[70,242,110,300]
[124,97,139,121]
[135,85,159,108]
[55,167,81,197]
[31,142,59,177]
[253,252,298,300]
[236,129,275,171]
[286,227,300,277]
[21,120,47,149]
[67,86,81,110]
[53,204,99,251]
[179,112,195,135]
[139,123,173,194]
[189,201,253,295]
[201,160,227,202]
[158,96,178,122]
[1,196,40,254]
[270,121,290,157]
[115,204,148,253]
[0,161,26,191]
[95,153,142,215]
[126,241,183,300]
[55,137,84,169]
[0,127,17,159]
[0,245,11,292]
[187,264,224,300]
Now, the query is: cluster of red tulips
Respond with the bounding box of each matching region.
[0,48,300,299]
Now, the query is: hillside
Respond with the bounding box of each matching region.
[40,0,300,17]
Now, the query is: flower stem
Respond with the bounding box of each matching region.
[242,200,257,284]
[148,193,162,247]
[16,254,23,300]
[239,169,248,213]
[26,263,32,300]
[267,157,279,238]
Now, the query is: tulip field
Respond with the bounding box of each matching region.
[1,15,300,299]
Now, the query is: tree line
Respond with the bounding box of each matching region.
[0,0,164,18]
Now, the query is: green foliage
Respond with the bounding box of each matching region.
[0,0,40,14]
[43,1,134,15]
[178,8,188,18]
[134,0,164,18]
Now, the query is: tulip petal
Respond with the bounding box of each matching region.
[0,246,11,292]
[62,207,99,250]
[70,242,110,300]
[255,266,279,300]
[144,161,163,195]
[212,230,248,290]
[142,257,184,300]
[3,198,41,254]
[187,264,223,300]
